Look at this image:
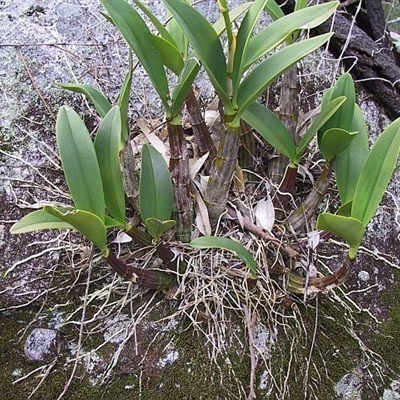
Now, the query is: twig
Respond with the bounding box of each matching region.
[226,206,298,258]
[17,47,56,121]
[0,42,100,47]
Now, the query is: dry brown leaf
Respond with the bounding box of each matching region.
[194,188,211,236]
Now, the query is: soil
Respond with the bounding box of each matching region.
[1,1,400,400]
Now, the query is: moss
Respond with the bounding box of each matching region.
[366,270,400,378]
[268,298,361,399]
[0,309,36,399]
[3,268,400,399]
[23,6,45,17]
[127,321,251,400]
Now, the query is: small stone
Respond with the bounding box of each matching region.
[334,371,362,400]
[24,328,58,362]
[358,270,370,283]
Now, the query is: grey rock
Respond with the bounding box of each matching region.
[357,270,370,283]
[24,328,58,362]
[334,371,363,400]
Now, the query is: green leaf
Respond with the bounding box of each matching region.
[100,0,170,114]
[231,0,268,98]
[132,0,175,45]
[144,218,176,243]
[163,0,230,108]
[169,3,252,116]
[334,104,369,205]
[105,215,123,228]
[319,73,355,138]
[10,209,74,234]
[213,3,252,35]
[316,213,365,259]
[190,236,257,279]
[236,33,333,121]
[320,128,358,162]
[295,0,309,12]
[295,96,346,163]
[56,106,105,221]
[152,35,184,75]
[242,101,296,161]
[167,6,189,58]
[171,58,200,116]
[118,57,133,147]
[245,2,338,69]
[140,144,174,223]
[44,206,108,254]
[94,106,126,226]
[265,0,285,21]
[338,201,352,217]
[351,118,400,227]
[58,83,111,118]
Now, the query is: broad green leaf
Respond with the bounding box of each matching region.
[351,118,400,227]
[245,2,338,69]
[236,33,333,121]
[58,83,111,118]
[319,73,355,138]
[169,3,252,116]
[163,0,230,108]
[316,213,365,259]
[242,101,296,161]
[132,0,176,45]
[118,57,133,147]
[171,58,200,116]
[292,0,311,42]
[145,218,176,242]
[56,106,105,221]
[152,35,184,75]
[295,0,309,12]
[190,236,257,279]
[231,0,268,100]
[44,206,108,253]
[213,3,252,35]
[265,0,285,21]
[334,105,369,204]
[105,215,123,228]
[320,128,358,162]
[166,2,190,58]
[10,209,74,234]
[295,96,346,163]
[94,106,126,226]
[100,0,170,114]
[140,144,174,223]
[334,104,369,205]
[337,201,352,217]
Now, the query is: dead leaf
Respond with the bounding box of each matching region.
[194,189,212,236]
[254,195,275,232]
[190,151,209,179]
[307,230,320,250]
[111,231,133,244]
[137,118,170,163]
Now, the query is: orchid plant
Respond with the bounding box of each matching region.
[10,0,400,295]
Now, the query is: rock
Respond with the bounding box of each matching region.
[382,380,400,400]
[357,270,370,283]
[334,371,363,400]
[24,328,58,362]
